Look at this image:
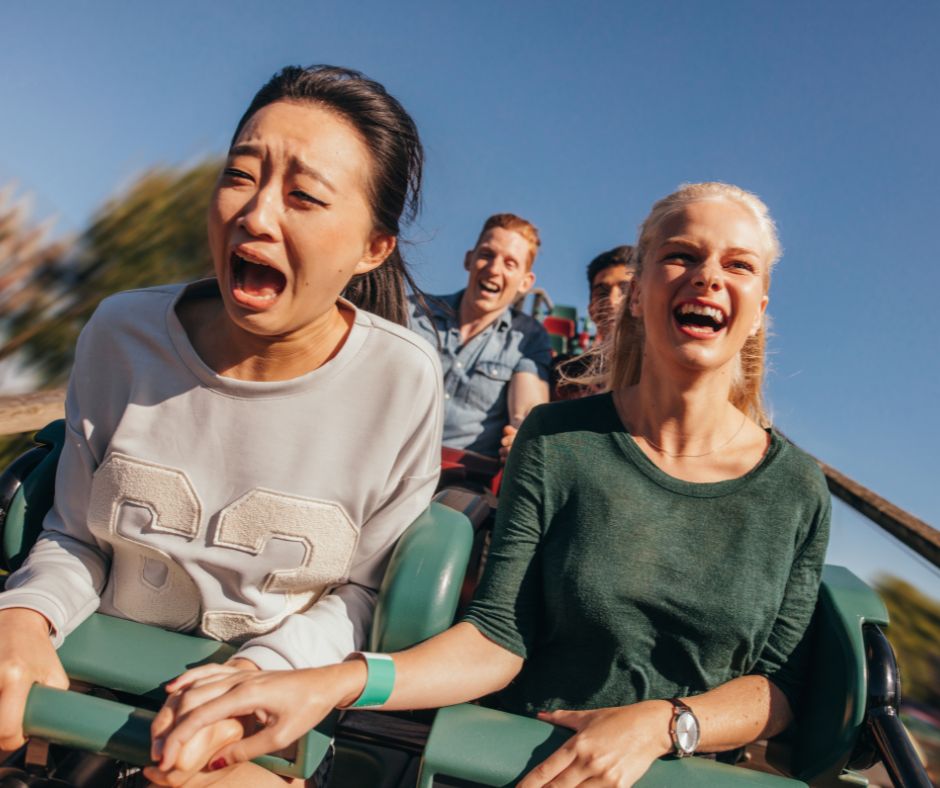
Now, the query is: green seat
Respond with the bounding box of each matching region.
[549,304,578,323]
[3,421,473,779]
[548,333,567,355]
[783,566,889,783]
[416,566,888,787]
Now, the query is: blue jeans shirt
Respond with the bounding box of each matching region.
[408,291,552,457]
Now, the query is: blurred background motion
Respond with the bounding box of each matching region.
[1,2,937,783]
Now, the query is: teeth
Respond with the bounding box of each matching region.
[678,303,725,324]
[480,282,500,294]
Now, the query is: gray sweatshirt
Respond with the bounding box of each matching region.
[0,282,443,670]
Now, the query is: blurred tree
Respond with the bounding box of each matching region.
[878,575,940,709]
[0,185,71,325]
[0,185,71,465]
[0,160,219,466]
[1,160,220,386]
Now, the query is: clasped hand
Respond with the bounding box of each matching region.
[146,663,344,785]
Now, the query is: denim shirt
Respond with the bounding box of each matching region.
[408,291,551,457]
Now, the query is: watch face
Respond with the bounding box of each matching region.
[675,710,700,755]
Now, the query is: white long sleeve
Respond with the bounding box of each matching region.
[0,281,443,666]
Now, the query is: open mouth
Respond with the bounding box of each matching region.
[478,280,501,296]
[230,253,287,306]
[673,302,726,336]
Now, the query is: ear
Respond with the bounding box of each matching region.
[353,232,396,276]
[463,250,473,272]
[750,295,769,336]
[628,279,642,318]
[515,269,536,297]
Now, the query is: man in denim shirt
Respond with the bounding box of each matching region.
[409,214,551,459]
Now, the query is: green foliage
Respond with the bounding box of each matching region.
[0,432,35,472]
[877,574,940,708]
[2,160,220,385]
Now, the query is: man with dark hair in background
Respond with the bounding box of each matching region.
[551,245,635,401]
[587,245,635,344]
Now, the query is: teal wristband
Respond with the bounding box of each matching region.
[349,652,395,708]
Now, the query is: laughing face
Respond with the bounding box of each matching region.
[207,100,393,340]
[631,199,769,375]
[462,227,536,320]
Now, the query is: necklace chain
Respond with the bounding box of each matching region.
[639,412,748,458]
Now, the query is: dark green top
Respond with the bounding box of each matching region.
[463,393,831,715]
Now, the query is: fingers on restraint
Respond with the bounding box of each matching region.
[0,681,33,751]
[518,743,577,788]
[157,686,258,770]
[210,725,293,770]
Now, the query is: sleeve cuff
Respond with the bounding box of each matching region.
[460,614,528,660]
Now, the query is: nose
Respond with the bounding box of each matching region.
[237,186,278,240]
[480,255,504,276]
[692,258,723,291]
[608,285,626,307]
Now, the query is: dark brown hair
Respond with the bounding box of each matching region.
[586,245,634,289]
[233,65,424,325]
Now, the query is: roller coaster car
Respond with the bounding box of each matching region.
[0,424,931,787]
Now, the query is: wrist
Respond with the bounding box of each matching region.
[0,607,54,637]
[646,699,677,756]
[334,658,369,709]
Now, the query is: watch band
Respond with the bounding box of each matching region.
[669,697,693,714]
[667,697,699,758]
[347,652,396,709]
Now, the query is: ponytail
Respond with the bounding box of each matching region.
[343,246,424,326]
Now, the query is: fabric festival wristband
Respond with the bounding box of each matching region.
[348,652,396,709]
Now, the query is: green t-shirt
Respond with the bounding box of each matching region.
[463,393,831,716]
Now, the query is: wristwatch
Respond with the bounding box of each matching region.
[667,698,700,757]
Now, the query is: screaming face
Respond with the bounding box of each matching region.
[207,100,392,341]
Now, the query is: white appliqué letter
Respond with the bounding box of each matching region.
[86,454,357,641]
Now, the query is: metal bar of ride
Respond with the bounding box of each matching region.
[861,626,933,788]
[0,388,65,436]
[815,457,940,571]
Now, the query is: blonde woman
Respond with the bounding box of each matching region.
[151,183,830,788]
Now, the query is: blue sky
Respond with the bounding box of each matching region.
[2,2,938,595]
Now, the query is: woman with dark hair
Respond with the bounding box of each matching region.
[152,183,830,788]
[0,65,441,786]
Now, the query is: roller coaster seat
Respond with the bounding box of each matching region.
[0,420,475,780]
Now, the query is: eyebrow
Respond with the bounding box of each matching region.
[723,247,761,258]
[660,238,760,258]
[659,237,700,250]
[478,245,521,269]
[227,143,337,193]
